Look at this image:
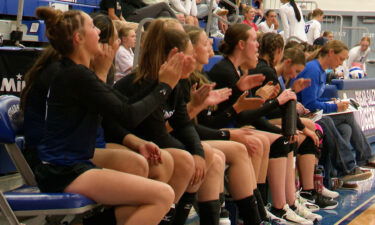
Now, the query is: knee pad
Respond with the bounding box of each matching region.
[297,137,320,158]
[269,136,290,158]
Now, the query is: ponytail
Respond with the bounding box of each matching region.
[307,40,348,61]
[290,0,301,22]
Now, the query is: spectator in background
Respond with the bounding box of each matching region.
[169,0,199,26]
[347,36,371,74]
[322,31,334,41]
[121,0,176,23]
[115,24,136,81]
[242,6,258,32]
[100,0,126,21]
[305,8,324,45]
[279,0,307,42]
[258,9,279,33]
[196,0,228,38]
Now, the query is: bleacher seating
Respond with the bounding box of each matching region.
[0,95,98,225]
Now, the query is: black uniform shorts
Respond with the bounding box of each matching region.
[35,161,97,193]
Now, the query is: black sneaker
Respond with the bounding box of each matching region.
[300,191,338,210]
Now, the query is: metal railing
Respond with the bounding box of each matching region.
[321,15,344,41]
[133,18,154,68]
[341,26,370,48]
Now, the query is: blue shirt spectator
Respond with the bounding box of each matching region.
[297,59,338,113]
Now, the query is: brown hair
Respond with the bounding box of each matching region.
[36,6,85,56]
[258,32,284,68]
[360,36,371,45]
[309,40,348,60]
[312,8,324,18]
[265,9,276,17]
[92,13,115,44]
[219,23,251,56]
[282,47,306,65]
[20,46,61,110]
[136,19,190,82]
[322,31,333,38]
[285,40,302,50]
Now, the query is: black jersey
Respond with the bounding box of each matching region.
[36,58,172,166]
[205,57,282,133]
[114,74,205,157]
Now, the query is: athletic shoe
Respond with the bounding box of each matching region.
[219,208,231,225]
[341,167,372,182]
[294,199,323,222]
[264,205,287,224]
[270,205,313,225]
[300,191,338,210]
[322,186,339,199]
[296,192,320,212]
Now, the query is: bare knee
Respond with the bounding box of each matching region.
[149,150,174,181]
[169,149,195,179]
[132,154,149,177]
[248,136,264,159]
[155,182,175,207]
[209,152,226,176]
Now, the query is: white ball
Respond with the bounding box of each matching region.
[349,67,365,79]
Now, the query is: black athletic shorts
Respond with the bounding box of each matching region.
[35,161,97,193]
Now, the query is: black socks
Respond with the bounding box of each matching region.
[235,195,262,225]
[158,205,176,225]
[198,200,221,225]
[172,192,196,225]
[254,189,268,221]
[257,183,268,204]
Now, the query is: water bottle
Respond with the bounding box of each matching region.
[282,99,297,139]
[314,167,324,193]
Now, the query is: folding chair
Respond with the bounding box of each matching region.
[0,95,98,225]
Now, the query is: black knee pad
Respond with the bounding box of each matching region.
[297,137,320,158]
[269,136,290,158]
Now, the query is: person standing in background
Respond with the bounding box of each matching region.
[305,8,324,45]
[279,0,307,42]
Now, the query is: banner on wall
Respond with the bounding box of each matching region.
[0,48,42,96]
[339,89,375,137]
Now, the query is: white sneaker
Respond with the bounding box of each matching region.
[282,204,313,225]
[210,31,225,38]
[294,199,323,222]
[265,206,287,224]
[296,192,320,212]
[322,186,339,199]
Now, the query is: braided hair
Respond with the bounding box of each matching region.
[258,32,284,68]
